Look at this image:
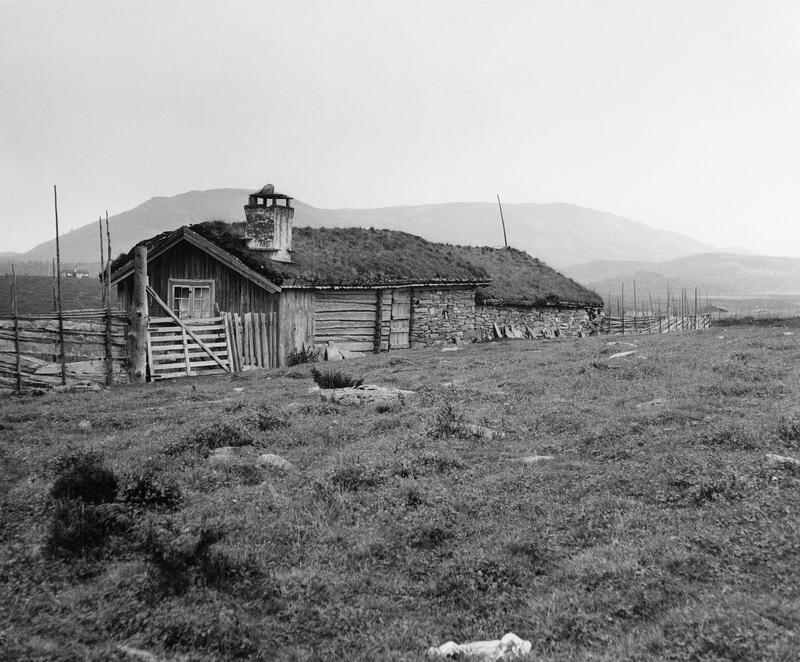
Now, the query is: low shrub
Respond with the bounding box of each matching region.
[287,345,320,366]
[143,521,246,593]
[45,501,130,558]
[428,402,465,439]
[311,367,363,389]
[327,463,384,492]
[170,420,258,456]
[121,471,182,511]
[253,404,290,431]
[50,451,118,504]
[777,414,800,444]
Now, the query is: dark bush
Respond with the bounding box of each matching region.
[254,404,290,431]
[168,420,257,455]
[777,414,800,444]
[45,501,130,558]
[121,471,182,511]
[328,464,384,492]
[50,451,118,504]
[287,345,319,366]
[428,402,465,439]
[311,367,363,389]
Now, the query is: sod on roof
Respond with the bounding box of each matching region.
[111,222,603,306]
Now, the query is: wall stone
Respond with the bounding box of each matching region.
[409,286,604,344]
[474,304,604,339]
[411,287,477,345]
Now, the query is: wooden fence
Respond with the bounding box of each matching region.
[224,312,278,370]
[0,308,128,390]
[605,313,711,335]
[148,316,233,380]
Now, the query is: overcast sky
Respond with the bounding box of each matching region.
[1,0,799,256]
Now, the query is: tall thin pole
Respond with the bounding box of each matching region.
[99,216,106,307]
[632,280,638,333]
[104,211,113,385]
[496,194,508,249]
[105,211,112,304]
[12,264,21,393]
[54,185,66,385]
[51,258,56,312]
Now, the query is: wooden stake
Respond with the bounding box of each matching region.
[621,283,625,335]
[12,264,21,392]
[105,211,112,305]
[496,194,508,248]
[104,212,113,385]
[99,217,106,308]
[54,185,66,385]
[129,245,149,383]
[51,258,56,312]
[633,280,638,333]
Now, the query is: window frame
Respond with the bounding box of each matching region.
[167,278,216,319]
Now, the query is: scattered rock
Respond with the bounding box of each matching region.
[77,419,92,432]
[606,341,637,348]
[256,453,294,471]
[608,350,637,360]
[783,332,794,336]
[766,453,800,468]
[636,398,668,410]
[325,342,344,362]
[427,632,532,660]
[232,387,244,392]
[117,645,162,662]
[441,346,462,352]
[208,445,258,466]
[462,423,503,440]
[319,384,414,405]
[716,335,725,340]
[513,455,556,464]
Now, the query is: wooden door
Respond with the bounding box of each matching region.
[389,289,411,349]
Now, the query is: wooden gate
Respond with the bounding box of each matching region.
[389,288,411,349]
[147,316,233,379]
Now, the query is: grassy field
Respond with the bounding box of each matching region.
[1,326,799,660]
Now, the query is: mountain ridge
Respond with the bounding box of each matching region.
[9,188,715,271]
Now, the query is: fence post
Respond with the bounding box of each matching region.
[128,245,149,384]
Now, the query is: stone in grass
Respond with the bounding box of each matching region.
[319,384,414,405]
[209,446,294,471]
[636,398,668,410]
[462,423,504,440]
[78,419,92,432]
[257,453,294,471]
[766,453,800,468]
[513,455,556,464]
[608,349,637,360]
[441,346,463,352]
[606,341,638,348]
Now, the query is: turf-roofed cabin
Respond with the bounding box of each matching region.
[109,186,603,368]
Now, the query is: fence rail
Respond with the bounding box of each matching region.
[605,313,711,335]
[0,308,128,390]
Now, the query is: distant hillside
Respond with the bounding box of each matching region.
[11,188,713,272]
[566,253,800,299]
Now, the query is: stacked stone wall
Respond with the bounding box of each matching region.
[409,287,603,344]
[475,304,603,338]
[411,287,476,345]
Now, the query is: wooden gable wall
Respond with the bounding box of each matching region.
[116,242,278,317]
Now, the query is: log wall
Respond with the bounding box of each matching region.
[0,309,128,390]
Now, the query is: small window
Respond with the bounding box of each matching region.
[168,279,215,319]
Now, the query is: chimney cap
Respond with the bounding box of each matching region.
[250,183,292,201]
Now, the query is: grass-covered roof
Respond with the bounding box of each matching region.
[111,222,603,306]
[449,245,604,307]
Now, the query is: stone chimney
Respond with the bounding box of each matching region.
[243,184,294,262]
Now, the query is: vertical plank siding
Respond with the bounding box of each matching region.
[226,312,278,369]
